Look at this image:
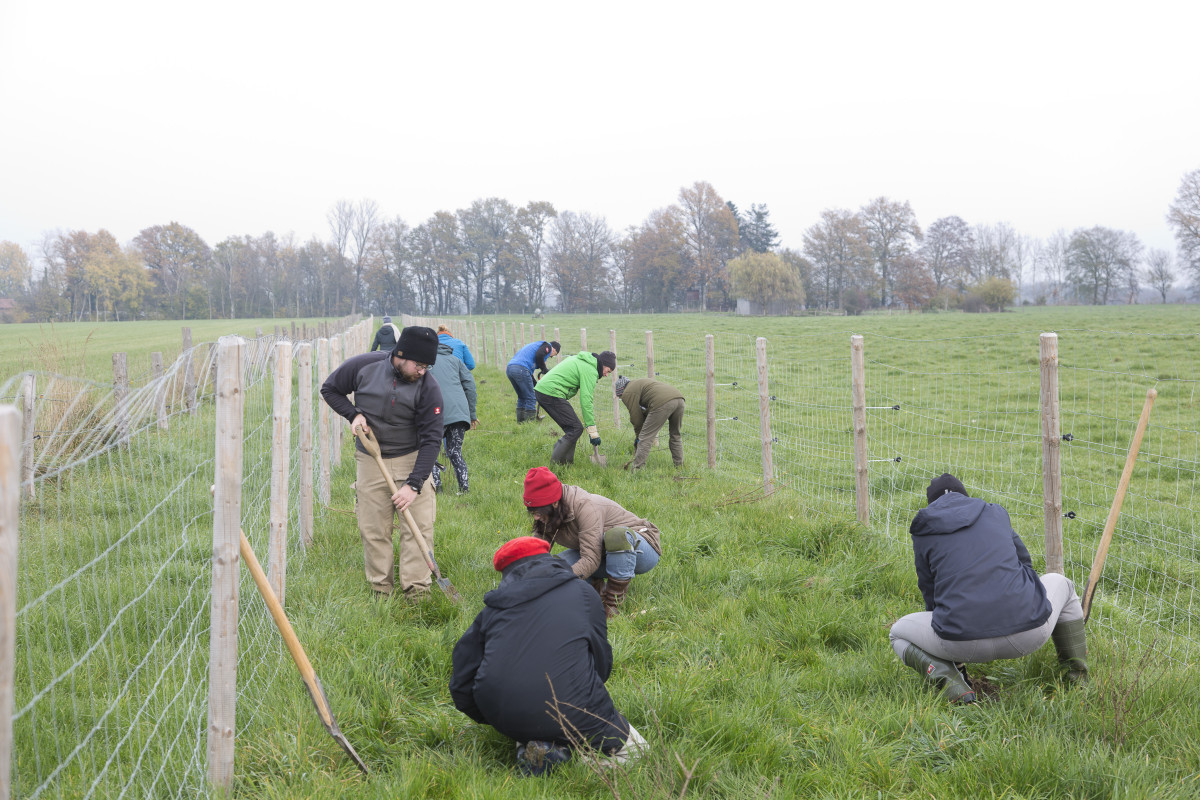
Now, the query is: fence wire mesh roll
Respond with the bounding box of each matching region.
[1,331,320,799]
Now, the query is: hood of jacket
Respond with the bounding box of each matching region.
[483,553,577,610]
[437,342,454,355]
[910,491,987,537]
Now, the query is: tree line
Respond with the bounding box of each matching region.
[1,170,1198,322]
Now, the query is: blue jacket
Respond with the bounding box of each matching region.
[438,333,476,370]
[909,492,1051,641]
[508,340,556,376]
[428,343,477,427]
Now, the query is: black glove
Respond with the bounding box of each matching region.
[590,436,602,447]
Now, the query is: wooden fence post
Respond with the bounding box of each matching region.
[297,343,314,547]
[520,323,526,350]
[330,335,342,467]
[317,338,330,505]
[0,407,19,800]
[207,336,244,793]
[755,337,774,495]
[500,322,508,361]
[706,335,716,469]
[183,327,198,413]
[851,335,869,525]
[541,324,547,343]
[20,376,35,499]
[152,352,168,431]
[610,330,620,428]
[645,330,654,378]
[112,352,129,442]
[554,328,561,350]
[1040,333,1064,574]
[269,341,292,603]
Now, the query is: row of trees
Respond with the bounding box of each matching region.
[2,170,1198,321]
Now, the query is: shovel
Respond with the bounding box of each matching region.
[239,530,370,774]
[358,429,461,603]
[589,444,608,466]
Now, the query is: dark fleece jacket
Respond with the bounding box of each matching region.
[449,554,629,751]
[909,492,1051,641]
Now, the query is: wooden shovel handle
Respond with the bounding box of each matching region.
[357,430,438,574]
[1082,387,1157,621]
[238,531,332,725]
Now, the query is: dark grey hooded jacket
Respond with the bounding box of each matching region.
[449,554,628,751]
[909,492,1051,641]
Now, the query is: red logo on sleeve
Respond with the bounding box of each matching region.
[434,406,442,415]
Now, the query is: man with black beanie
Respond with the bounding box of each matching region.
[533,350,616,464]
[320,325,444,598]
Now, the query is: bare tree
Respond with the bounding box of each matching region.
[547,211,613,312]
[676,181,739,310]
[514,201,557,313]
[921,216,974,292]
[347,199,381,315]
[1065,226,1142,305]
[1036,231,1070,304]
[1144,248,1175,303]
[803,209,874,310]
[1167,167,1200,298]
[859,197,922,307]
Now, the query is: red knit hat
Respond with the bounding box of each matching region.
[493,536,551,571]
[523,467,563,507]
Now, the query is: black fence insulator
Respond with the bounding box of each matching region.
[731,382,738,388]
[1063,511,1076,519]
[770,395,777,401]
[892,404,901,410]
[1062,433,1074,442]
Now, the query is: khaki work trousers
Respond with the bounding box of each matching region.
[631,398,685,469]
[355,449,436,596]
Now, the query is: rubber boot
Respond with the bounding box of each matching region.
[1050,618,1089,685]
[601,578,631,619]
[902,644,976,704]
[550,436,576,464]
[516,407,527,423]
[589,577,606,596]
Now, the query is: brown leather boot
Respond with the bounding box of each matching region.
[589,577,606,596]
[601,578,632,618]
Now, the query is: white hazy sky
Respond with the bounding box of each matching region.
[2,1,1197,259]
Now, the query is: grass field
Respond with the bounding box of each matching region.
[5,305,1200,799]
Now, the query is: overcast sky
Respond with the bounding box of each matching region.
[2,1,1197,261]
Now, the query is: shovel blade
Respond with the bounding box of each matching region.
[304,675,370,774]
[436,576,462,603]
[590,446,608,466]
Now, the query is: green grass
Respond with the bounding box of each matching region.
[7,306,1200,798]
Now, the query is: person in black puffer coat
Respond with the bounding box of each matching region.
[889,473,1088,704]
[450,537,647,774]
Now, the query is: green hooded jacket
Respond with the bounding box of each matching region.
[535,351,603,427]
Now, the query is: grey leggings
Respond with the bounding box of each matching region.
[889,573,1084,663]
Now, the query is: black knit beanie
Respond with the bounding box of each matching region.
[926,473,968,505]
[595,351,616,375]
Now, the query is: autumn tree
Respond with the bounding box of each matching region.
[368,217,413,315]
[891,254,936,310]
[676,181,739,310]
[625,209,687,312]
[727,250,803,312]
[408,212,462,314]
[1065,226,1142,305]
[133,222,211,319]
[1144,248,1175,303]
[921,216,974,291]
[802,209,874,310]
[0,241,32,298]
[1167,167,1200,297]
[859,197,921,307]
